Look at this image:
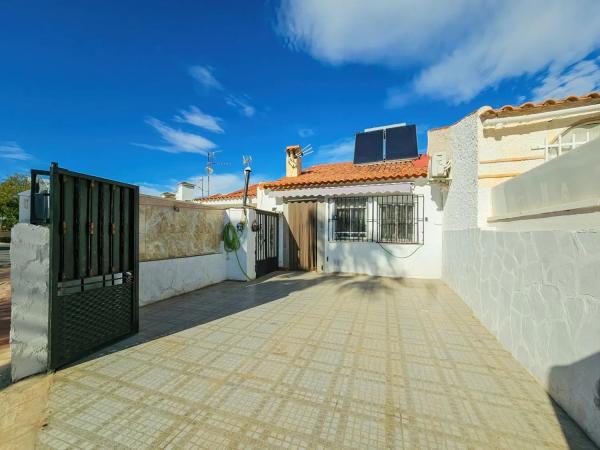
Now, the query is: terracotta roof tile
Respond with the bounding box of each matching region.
[197,183,258,201]
[480,92,600,120]
[261,155,429,190]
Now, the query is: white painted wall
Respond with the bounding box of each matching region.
[10,224,50,382]
[441,111,482,231]
[225,208,256,281]
[198,197,258,207]
[139,206,260,304]
[490,138,600,222]
[139,252,226,306]
[443,228,600,445]
[437,107,600,445]
[323,184,444,279]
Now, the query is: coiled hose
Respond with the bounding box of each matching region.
[223,222,251,280]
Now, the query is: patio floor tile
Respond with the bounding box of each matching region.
[33,272,596,449]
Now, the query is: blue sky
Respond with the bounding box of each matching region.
[1,1,599,196]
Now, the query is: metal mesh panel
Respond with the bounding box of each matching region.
[53,277,134,367]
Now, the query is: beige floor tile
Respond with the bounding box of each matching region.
[25,272,596,449]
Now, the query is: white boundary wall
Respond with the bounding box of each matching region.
[439,110,600,445]
[140,253,227,306]
[444,228,600,444]
[140,207,257,305]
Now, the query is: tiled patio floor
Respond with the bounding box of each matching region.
[36,272,594,449]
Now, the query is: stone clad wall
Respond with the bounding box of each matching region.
[443,228,600,444]
[139,195,224,262]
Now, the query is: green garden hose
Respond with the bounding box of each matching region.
[223,222,251,280]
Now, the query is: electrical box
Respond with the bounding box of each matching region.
[429,152,451,179]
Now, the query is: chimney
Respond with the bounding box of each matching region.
[285,145,302,177]
[176,181,195,201]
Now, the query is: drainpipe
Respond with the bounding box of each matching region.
[242,166,251,207]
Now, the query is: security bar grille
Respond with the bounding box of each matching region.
[328,194,424,244]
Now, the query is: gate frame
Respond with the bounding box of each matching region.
[46,162,139,370]
[254,209,279,278]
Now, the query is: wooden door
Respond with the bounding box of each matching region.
[287,201,317,271]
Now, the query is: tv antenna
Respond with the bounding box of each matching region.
[205,151,230,197]
[301,144,314,157]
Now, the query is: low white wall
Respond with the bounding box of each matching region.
[10,224,50,382]
[324,184,443,279]
[139,252,227,306]
[490,138,600,221]
[443,228,600,445]
[139,207,258,304]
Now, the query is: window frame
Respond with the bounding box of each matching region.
[328,194,424,245]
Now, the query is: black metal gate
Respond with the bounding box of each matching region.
[34,163,139,369]
[255,210,279,278]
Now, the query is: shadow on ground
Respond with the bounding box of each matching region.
[548,352,600,449]
[73,271,355,366]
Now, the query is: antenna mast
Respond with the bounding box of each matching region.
[205,151,229,197]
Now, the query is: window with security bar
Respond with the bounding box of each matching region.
[328,195,424,244]
[330,196,367,241]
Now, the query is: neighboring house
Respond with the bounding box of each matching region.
[159,181,197,202]
[258,142,443,279]
[428,92,600,227]
[195,183,259,207]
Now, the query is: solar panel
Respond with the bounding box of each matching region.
[385,124,418,161]
[354,129,384,164]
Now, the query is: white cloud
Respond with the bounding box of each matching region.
[384,88,410,109]
[278,0,600,103]
[298,128,315,138]
[0,142,33,161]
[190,171,268,197]
[316,138,354,163]
[135,117,217,154]
[189,66,223,91]
[531,58,600,101]
[174,106,224,134]
[191,172,243,196]
[226,95,256,117]
[137,170,270,199]
[137,182,167,197]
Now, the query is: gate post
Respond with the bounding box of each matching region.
[10,224,51,382]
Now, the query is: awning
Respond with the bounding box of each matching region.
[265,182,413,199]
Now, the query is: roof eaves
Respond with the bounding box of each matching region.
[480,92,600,120]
